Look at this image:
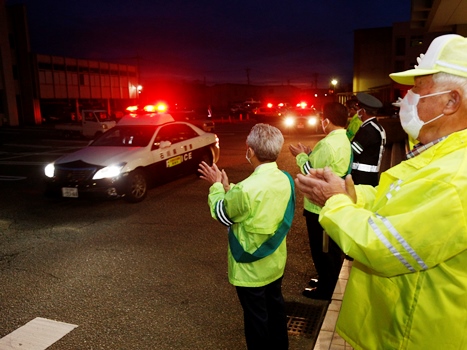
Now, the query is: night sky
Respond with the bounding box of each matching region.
[7,0,411,88]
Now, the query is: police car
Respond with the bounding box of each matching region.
[283,105,320,134]
[44,112,220,202]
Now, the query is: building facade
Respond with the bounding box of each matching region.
[352,0,467,107]
[0,1,139,126]
[3,0,467,127]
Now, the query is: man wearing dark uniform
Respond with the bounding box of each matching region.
[351,93,387,186]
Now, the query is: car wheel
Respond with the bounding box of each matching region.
[201,151,213,165]
[197,151,213,175]
[44,184,60,198]
[124,169,147,203]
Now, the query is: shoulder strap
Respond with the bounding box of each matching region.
[345,151,354,177]
[228,171,295,263]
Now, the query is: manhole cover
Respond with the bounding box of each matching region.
[286,301,328,339]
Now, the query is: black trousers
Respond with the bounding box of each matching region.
[351,169,379,186]
[304,210,344,298]
[235,277,289,350]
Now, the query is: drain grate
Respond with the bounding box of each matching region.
[286,301,328,338]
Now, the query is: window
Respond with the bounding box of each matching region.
[395,60,405,72]
[85,112,95,122]
[395,37,406,56]
[92,126,156,147]
[410,36,423,47]
[155,124,198,145]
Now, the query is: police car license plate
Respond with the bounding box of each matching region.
[167,156,183,168]
[62,187,78,198]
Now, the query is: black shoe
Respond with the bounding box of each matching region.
[302,288,331,300]
[308,278,319,288]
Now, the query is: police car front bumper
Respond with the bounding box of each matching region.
[45,176,128,200]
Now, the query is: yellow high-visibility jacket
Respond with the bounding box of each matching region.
[207,162,292,287]
[346,113,362,141]
[296,128,351,214]
[320,129,467,349]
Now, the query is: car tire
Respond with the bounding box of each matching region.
[201,150,213,165]
[197,151,213,175]
[124,169,147,203]
[44,185,60,198]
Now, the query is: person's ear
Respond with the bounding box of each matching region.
[444,90,461,115]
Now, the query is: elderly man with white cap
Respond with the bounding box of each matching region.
[294,34,467,349]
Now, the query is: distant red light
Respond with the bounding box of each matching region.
[143,103,167,112]
[143,105,156,112]
[126,105,139,112]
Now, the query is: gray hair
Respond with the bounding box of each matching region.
[246,123,284,162]
[433,72,467,99]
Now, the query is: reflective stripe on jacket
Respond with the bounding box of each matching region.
[319,129,467,349]
[207,162,292,287]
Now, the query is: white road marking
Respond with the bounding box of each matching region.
[0,176,27,181]
[0,161,48,166]
[0,317,78,349]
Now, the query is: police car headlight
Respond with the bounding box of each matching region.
[308,117,318,126]
[93,163,127,180]
[44,163,55,178]
[284,117,295,127]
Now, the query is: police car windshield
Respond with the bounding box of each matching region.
[288,107,317,116]
[91,126,157,147]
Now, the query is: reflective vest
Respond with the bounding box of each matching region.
[351,117,386,174]
[207,162,293,287]
[320,129,467,349]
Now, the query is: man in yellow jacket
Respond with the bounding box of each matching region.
[199,123,294,350]
[345,97,362,141]
[289,102,352,300]
[295,34,467,349]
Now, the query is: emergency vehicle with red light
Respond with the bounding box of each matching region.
[282,102,320,133]
[125,103,215,132]
[44,109,220,202]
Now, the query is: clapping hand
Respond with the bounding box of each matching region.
[198,161,230,192]
[295,167,357,206]
[289,142,311,157]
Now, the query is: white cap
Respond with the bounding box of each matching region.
[390,34,467,86]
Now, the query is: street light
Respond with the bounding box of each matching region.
[330,79,338,94]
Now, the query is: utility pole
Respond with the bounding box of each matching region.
[133,55,142,101]
[312,72,319,89]
[245,68,250,85]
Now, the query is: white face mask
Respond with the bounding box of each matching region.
[357,109,363,120]
[398,90,451,140]
[321,118,329,133]
[246,148,252,165]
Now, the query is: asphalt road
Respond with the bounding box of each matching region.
[0,120,327,349]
